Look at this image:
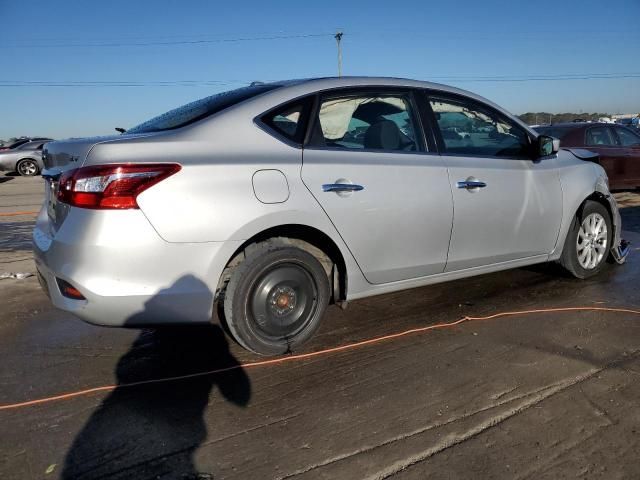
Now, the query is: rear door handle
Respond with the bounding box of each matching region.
[322,183,364,193]
[457,180,487,189]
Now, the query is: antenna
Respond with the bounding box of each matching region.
[334,31,343,77]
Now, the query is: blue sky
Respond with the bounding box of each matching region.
[1,0,639,140]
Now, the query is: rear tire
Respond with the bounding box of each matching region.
[16,159,39,177]
[560,200,612,279]
[223,240,330,355]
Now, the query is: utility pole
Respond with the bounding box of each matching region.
[335,31,343,77]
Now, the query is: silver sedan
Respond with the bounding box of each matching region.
[0,140,49,176]
[33,77,629,355]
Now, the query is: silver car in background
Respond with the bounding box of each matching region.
[33,77,628,355]
[0,139,50,176]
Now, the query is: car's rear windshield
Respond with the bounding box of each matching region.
[533,126,573,140]
[127,84,281,134]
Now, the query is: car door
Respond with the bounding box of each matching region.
[612,126,640,187]
[423,93,563,272]
[584,126,628,189]
[301,88,454,285]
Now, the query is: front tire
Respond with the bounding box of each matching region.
[223,240,330,355]
[16,159,39,177]
[560,200,612,279]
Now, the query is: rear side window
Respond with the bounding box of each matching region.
[127,84,281,134]
[615,127,640,147]
[586,127,615,146]
[429,97,530,158]
[308,93,421,152]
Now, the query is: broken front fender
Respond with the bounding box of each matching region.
[595,176,629,264]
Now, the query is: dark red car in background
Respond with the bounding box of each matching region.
[534,123,640,190]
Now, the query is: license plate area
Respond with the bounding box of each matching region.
[47,181,58,221]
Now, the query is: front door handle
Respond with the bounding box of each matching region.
[457,180,487,190]
[322,183,365,193]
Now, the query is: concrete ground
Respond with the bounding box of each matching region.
[1,173,639,480]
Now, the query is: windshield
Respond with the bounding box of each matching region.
[127,84,281,134]
[533,126,573,140]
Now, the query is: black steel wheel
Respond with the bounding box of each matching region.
[224,240,330,355]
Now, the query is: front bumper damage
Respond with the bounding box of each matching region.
[600,182,630,265]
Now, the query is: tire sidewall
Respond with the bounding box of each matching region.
[565,201,612,279]
[225,246,330,355]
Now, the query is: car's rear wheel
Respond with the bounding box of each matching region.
[223,240,330,355]
[16,159,39,177]
[560,200,612,279]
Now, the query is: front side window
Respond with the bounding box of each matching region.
[429,97,530,158]
[310,94,420,152]
[586,127,616,146]
[615,127,640,147]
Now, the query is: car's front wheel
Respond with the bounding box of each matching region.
[223,239,330,355]
[16,159,39,177]
[560,200,612,279]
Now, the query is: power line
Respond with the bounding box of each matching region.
[0,73,638,87]
[1,33,333,48]
[6,28,639,48]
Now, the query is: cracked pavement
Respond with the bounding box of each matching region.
[1,174,639,479]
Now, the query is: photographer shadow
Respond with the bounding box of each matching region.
[62,275,250,479]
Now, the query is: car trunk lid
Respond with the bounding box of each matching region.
[41,133,156,233]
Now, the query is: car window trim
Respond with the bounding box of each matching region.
[423,90,536,160]
[303,86,429,155]
[413,89,439,152]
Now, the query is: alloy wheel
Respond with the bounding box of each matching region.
[576,212,608,270]
[17,160,37,176]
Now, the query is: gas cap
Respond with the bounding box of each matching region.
[252,169,289,204]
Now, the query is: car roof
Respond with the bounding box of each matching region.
[257,76,534,133]
[271,76,502,103]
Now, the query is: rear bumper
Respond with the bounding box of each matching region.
[32,206,241,327]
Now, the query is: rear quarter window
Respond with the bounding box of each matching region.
[259,96,314,146]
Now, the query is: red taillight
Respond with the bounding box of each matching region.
[57,163,181,209]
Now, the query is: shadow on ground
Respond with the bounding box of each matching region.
[62,277,251,480]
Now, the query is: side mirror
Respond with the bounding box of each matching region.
[538,135,559,157]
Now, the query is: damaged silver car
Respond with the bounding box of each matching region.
[33,77,629,355]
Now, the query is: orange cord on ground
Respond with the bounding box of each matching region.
[1,306,639,412]
[0,210,39,217]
